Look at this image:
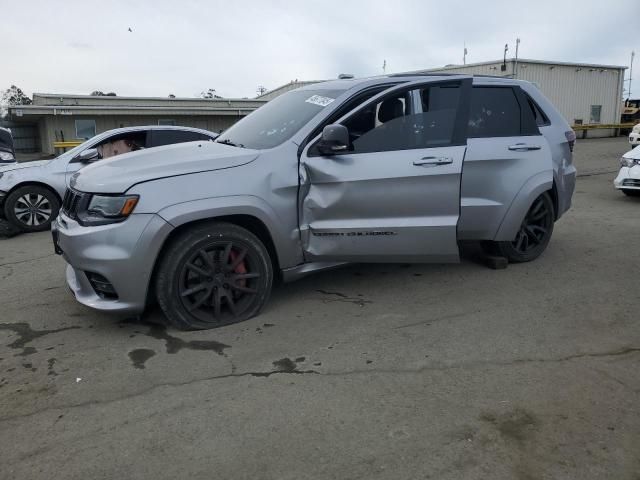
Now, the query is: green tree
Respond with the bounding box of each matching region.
[201,88,222,99]
[2,85,32,106]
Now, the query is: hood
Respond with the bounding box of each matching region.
[624,147,640,161]
[0,159,51,173]
[73,141,259,193]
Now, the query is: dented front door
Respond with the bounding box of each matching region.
[299,79,471,263]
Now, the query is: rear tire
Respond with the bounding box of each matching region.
[487,192,555,263]
[155,222,273,330]
[622,189,640,197]
[4,185,60,232]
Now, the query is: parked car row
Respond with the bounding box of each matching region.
[0,126,218,231]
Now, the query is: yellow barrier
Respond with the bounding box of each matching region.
[53,141,83,148]
[572,123,635,131]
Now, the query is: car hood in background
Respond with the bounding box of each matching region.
[73,141,260,193]
[0,159,52,173]
[623,147,640,160]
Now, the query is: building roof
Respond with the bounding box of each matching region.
[9,93,267,118]
[256,80,327,100]
[416,58,627,72]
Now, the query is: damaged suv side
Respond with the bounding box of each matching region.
[53,74,576,329]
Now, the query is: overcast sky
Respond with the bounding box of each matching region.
[2,0,637,99]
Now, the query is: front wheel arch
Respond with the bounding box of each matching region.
[6,181,63,206]
[146,215,281,307]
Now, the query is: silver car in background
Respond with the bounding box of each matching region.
[0,125,218,232]
[53,74,576,329]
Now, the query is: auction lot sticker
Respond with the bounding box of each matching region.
[305,95,335,107]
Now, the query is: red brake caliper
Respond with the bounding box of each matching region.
[229,249,247,293]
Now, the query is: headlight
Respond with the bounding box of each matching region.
[621,157,640,168]
[0,151,15,162]
[77,194,139,226]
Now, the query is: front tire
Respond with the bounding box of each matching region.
[488,192,555,263]
[622,189,640,197]
[4,185,60,232]
[155,222,273,330]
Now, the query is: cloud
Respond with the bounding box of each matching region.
[3,0,637,98]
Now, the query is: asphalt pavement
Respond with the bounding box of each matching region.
[1,137,639,480]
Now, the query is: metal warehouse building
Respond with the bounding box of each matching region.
[7,94,266,155]
[421,58,626,137]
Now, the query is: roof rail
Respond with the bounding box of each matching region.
[388,72,464,77]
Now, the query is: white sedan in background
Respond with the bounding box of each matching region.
[0,125,218,232]
[614,147,640,197]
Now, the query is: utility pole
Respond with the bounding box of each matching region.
[514,37,520,78]
[630,51,635,100]
[463,42,468,65]
[501,44,509,72]
[256,85,267,96]
[382,60,387,74]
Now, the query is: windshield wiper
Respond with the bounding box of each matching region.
[217,138,245,148]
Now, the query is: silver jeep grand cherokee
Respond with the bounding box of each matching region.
[53,74,576,330]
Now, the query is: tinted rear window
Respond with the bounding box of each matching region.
[468,87,521,138]
[151,130,212,147]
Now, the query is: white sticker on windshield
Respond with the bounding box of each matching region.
[305,95,335,107]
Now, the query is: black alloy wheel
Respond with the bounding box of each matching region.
[155,223,272,330]
[490,192,555,263]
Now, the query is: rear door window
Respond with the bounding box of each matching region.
[150,130,213,147]
[468,87,522,138]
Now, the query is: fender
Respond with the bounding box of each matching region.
[157,195,303,269]
[494,170,553,241]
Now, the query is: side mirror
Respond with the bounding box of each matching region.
[76,148,99,163]
[317,124,351,156]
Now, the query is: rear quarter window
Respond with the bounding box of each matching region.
[150,130,213,147]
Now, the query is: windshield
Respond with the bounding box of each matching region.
[216,89,346,150]
[59,139,92,159]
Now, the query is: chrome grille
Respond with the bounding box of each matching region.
[61,189,88,219]
[622,179,640,187]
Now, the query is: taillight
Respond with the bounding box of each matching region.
[565,130,576,152]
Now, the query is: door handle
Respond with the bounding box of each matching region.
[413,156,453,166]
[508,143,541,151]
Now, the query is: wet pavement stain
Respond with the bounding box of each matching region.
[295,356,306,363]
[47,358,57,376]
[21,362,37,372]
[0,323,81,357]
[148,324,230,356]
[128,349,156,369]
[248,357,319,378]
[316,289,372,307]
[272,357,297,372]
[263,323,275,328]
[480,408,539,445]
[119,319,230,356]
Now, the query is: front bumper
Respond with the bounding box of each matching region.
[54,212,173,314]
[614,165,640,190]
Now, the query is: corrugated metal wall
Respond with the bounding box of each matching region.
[431,61,625,137]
